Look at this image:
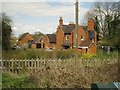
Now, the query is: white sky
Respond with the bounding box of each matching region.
[1,0,119,37]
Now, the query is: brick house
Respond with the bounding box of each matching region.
[78,19,97,54]
[18,33,34,48]
[31,34,56,49]
[44,34,56,49]
[56,17,97,54]
[30,37,44,49]
[18,17,96,54]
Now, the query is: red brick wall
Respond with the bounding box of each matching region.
[19,34,34,46]
[77,44,96,55]
[40,38,45,48]
[56,27,64,49]
[88,19,94,30]
[31,44,36,49]
[88,44,96,54]
[63,33,73,48]
[56,25,89,49]
[44,35,56,49]
[44,35,49,48]
[72,26,86,46]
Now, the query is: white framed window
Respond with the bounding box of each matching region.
[66,35,69,40]
[81,36,84,41]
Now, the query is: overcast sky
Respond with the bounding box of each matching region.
[1,0,119,37]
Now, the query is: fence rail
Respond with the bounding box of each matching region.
[0,58,117,74]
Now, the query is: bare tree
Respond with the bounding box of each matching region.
[86,2,119,38]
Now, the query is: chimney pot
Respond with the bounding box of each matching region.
[59,16,63,27]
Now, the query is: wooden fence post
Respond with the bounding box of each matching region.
[18,60,20,74]
[28,59,30,73]
[34,59,36,72]
[37,58,39,71]
[24,59,26,67]
[26,59,28,72]
[0,59,2,71]
[5,60,7,72]
[31,59,33,73]
[7,59,10,72]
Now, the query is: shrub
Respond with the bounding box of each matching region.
[95,48,118,60]
[2,48,118,60]
[81,54,96,60]
[2,72,39,88]
[25,50,37,59]
[2,49,78,59]
[54,49,75,59]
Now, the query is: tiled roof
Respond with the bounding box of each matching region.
[62,42,71,46]
[81,26,88,31]
[47,34,56,43]
[62,24,75,34]
[62,25,88,34]
[32,37,41,44]
[79,40,92,47]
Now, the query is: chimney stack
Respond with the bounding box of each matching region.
[69,21,74,25]
[88,18,94,30]
[59,16,63,27]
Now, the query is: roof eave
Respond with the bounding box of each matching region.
[78,46,88,48]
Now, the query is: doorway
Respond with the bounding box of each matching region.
[36,43,41,48]
[63,46,70,49]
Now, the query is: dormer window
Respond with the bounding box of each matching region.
[88,31,94,39]
[81,36,84,41]
[66,35,69,40]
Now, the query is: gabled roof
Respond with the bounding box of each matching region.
[32,36,41,44]
[81,26,88,31]
[78,39,96,49]
[62,24,75,34]
[18,33,33,41]
[61,24,88,34]
[47,34,56,43]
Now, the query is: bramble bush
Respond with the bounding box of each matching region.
[2,72,38,88]
[2,49,80,60]
[2,48,118,60]
[2,59,118,88]
[81,54,96,60]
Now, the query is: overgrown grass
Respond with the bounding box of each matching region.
[2,48,118,88]
[2,60,118,88]
[2,49,80,60]
[95,48,118,60]
[2,72,38,88]
[2,48,118,60]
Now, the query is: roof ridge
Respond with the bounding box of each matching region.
[18,32,31,41]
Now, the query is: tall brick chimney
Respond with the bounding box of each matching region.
[88,18,97,43]
[88,18,94,30]
[59,17,63,27]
